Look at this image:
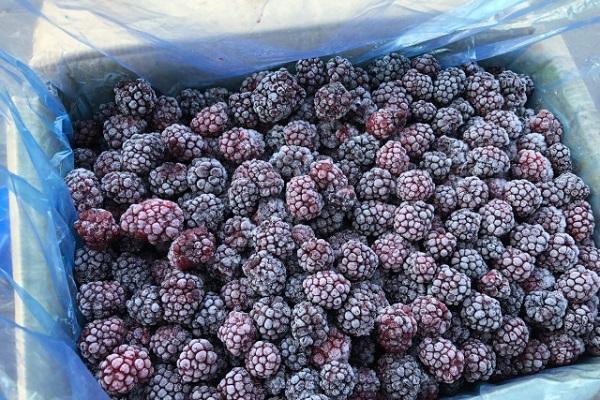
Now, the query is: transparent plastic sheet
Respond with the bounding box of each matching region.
[0,1,599,399]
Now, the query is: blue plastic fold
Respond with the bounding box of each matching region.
[0,0,599,398]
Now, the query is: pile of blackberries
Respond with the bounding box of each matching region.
[66,51,600,400]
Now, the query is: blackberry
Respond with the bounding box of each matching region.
[432,185,458,216]
[461,292,503,333]
[432,67,466,105]
[585,321,600,355]
[483,110,522,140]
[291,224,316,246]
[410,100,437,122]
[120,133,165,175]
[555,265,600,303]
[254,197,291,225]
[434,136,469,175]
[464,72,504,116]
[555,172,590,202]
[529,109,563,145]
[286,175,324,221]
[463,121,509,148]
[126,284,163,326]
[450,248,487,279]
[309,327,351,368]
[252,69,306,123]
[399,123,435,159]
[309,205,346,236]
[114,78,157,116]
[419,151,452,182]
[536,180,566,208]
[74,208,119,250]
[523,290,568,330]
[459,339,496,383]
[98,344,153,395]
[93,150,122,178]
[177,88,207,119]
[506,225,548,260]
[240,71,270,93]
[475,235,505,261]
[367,53,410,87]
[270,145,314,180]
[564,200,595,242]
[120,198,184,245]
[542,332,584,366]
[449,97,476,121]
[280,336,309,371]
[177,338,219,383]
[290,301,330,348]
[374,142,410,178]
[191,292,228,336]
[395,169,435,202]
[250,296,291,341]
[190,102,231,137]
[296,58,327,94]
[579,245,600,273]
[254,217,295,258]
[466,146,510,178]
[161,124,205,161]
[103,114,149,150]
[160,271,204,325]
[511,149,553,183]
[308,158,347,192]
[73,247,112,284]
[229,92,259,128]
[77,280,126,320]
[476,269,511,300]
[243,251,287,296]
[147,364,190,400]
[511,339,550,375]
[217,367,263,400]
[563,302,596,336]
[265,124,287,150]
[497,70,527,109]
[187,157,228,195]
[220,279,257,311]
[349,368,380,400]
[546,143,572,175]
[338,159,363,186]
[537,232,579,273]
[285,368,321,400]
[73,148,97,170]
[402,69,433,101]
[319,361,356,399]
[445,209,482,242]
[181,194,226,230]
[378,354,424,400]
[410,295,452,337]
[337,133,380,167]
[94,101,119,122]
[494,247,534,283]
[491,316,529,357]
[149,162,188,198]
[78,316,127,365]
[151,95,182,130]
[327,183,357,213]
[428,265,471,306]
[167,227,216,270]
[219,127,265,163]
[443,314,471,345]
[228,178,259,217]
[372,232,412,272]
[501,179,542,217]
[65,168,103,212]
[411,54,439,78]
[334,285,379,337]
[244,341,281,379]
[101,171,147,206]
[151,258,174,284]
[516,133,547,153]
[392,201,433,242]
[431,107,463,137]
[217,311,257,357]
[366,108,401,140]
[455,177,489,210]
[314,82,352,121]
[417,337,464,384]
[283,120,319,150]
[298,238,334,273]
[337,240,379,282]
[376,303,417,353]
[233,160,284,198]
[521,267,556,293]
[347,87,377,125]
[401,251,437,285]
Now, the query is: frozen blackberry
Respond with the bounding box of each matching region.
[432,185,458,216]
[244,341,281,379]
[335,285,380,337]
[219,127,265,164]
[338,159,363,186]
[555,172,590,202]
[120,133,165,176]
[410,295,452,337]
[431,107,464,136]
[448,98,475,122]
[523,290,567,330]
[579,245,600,273]
[120,198,184,245]
[463,121,509,149]
[65,168,103,212]
[410,100,437,123]
[511,339,550,375]
[101,171,147,206]
[349,368,380,400]
[476,269,511,300]
[563,302,596,337]
[585,321,600,355]
[326,183,357,211]
[460,339,495,382]
[240,71,270,93]
[228,178,259,217]
[176,338,219,383]
[74,247,113,284]
[417,337,464,384]
[497,70,527,109]
[494,247,534,283]
[490,316,529,358]
[411,54,439,78]
[191,292,227,337]
[77,280,126,320]
[402,68,433,101]
[349,201,393,237]
[98,344,153,395]
[78,316,128,365]
[402,251,438,285]
[466,146,510,178]
[511,149,553,183]
[501,179,542,217]
[228,91,259,128]
[302,270,351,310]
[336,240,379,282]
[313,82,352,121]
[483,110,522,140]
[504,225,547,261]
[521,267,556,293]
[371,233,412,272]
[93,150,122,178]
[443,314,471,345]
[279,336,309,371]
[181,194,226,230]
[450,248,487,279]
[346,88,377,126]
[516,133,547,153]
[252,217,294,259]
[285,368,321,400]
[254,197,291,225]
[94,101,119,122]
[291,224,316,246]
[160,270,204,325]
[367,53,410,87]
[475,235,505,262]
[148,162,188,198]
[125,284,163,326]
[295,58,327,94]
[190,102,231,137]
[319,361,356,399]
[217,367,263,400]
[555,265,600,303]
[542,332,584,367]
[177,88,207,119]
[529,109,563,145]
[286,175,324,221]
[434,136,468,174]
[249,296,291,341]
[282,120,319,150]
[243,251,287,296]
[233,159,284,198]
[500,282,525,317]
[103,114,149,150]
[454,177,488,210]
[546,142,572,175]
[146,364,191,400]
[187,157,228,195]
[252,69,305,123]
[445,209,482,242]
[204,87,230,105]
[74,208,119,250]
[428,264,471,306]
[432,67,466,105]
[464,72,504,116]
[298,238,334,273]
[168,227,216,270]
[114,78,157,116]
[399,123,435,159]
[217,311,257,357]
[73,148,97,170]
[220,279,257,311]
[269,145,314,180]
[419,151,452,182]
[564,200,595,243]
[354,168,393,202]
[307,158,346,192]
[290,301,330,348]
[161,124,205,161]
[461,292,503,333]
[337,133,380,167]
[395,169,435,202]
[536,180,566,208]
[378,354,424,400]
[151,95,182,130]
[537,232,579,273]
[376,303,417,353]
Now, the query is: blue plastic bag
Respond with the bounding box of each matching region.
[0,1,600,398]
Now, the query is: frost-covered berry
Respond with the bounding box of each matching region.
[303,270,350,310]
[428,265,471,306]
[217,311,257,357]
[502,179,542,218]
[372,233,413,273]
[564,200,595,243]
[376,303,417,353]
[286,175,324,221]
[460,339,495,383]
[466,146,510,178]
[529,109,563,145]
[161,124,205,161]
[65,168,103,212]
[168,227,216,270]
[511,149,553,183]
[555,265,600,303]
[461,292,503,333]
[320,361,356,399]
[298,238,334,273]
[509,223,550,257]
[74,208,119,250]
[445,209,481,242]
[537,232,579,273]
[252,69,306,123]
[219,128,265,164]
[523,290,568,331]
[77,280,126,320]
[394,201,434,242]
[270,145,314,180]
[250,296,291,341]
[242,251,287,296]
[314,82,352,121]
[98,344,153,395]
[177,339,219,383]
[337,240,379,281]
[417,337,464,384]
[114,78,157,116]
[78,316,128,365]
[290,301,330,348]
[376,140,410,176]
[121,133,165,175]
[494,247,535,283]
[127,285,163,326]
[478,199,515,237]
[190,102,231,137]
[217,367,263,400]
[403,252,438,284]
[337,133,380,167]
[396,169,435,202]
[492,316,529,357]
[120,199,184,245]
[410,295,452,337]
[285,368,321,400]
[187,157,228,195]
[191,292,228,337]
[160,271,204,325]
[181,193,226,231]
[149,162,188,198]
[512,339,550,375]
[542,332,584,367]
[101,171,147,205]
[476,269,511,300]
[254,217,295,258]
[377,354,424,400]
